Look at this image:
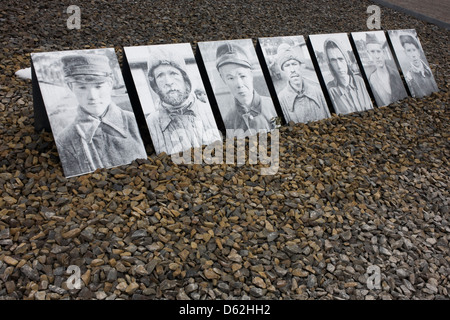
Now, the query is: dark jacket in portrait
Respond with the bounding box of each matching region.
[224,91,277,137]
[278,77,330,123]
[56,102,147,177]
[368,64,408,106]
[326,75,373,115]
[405,60,438,98]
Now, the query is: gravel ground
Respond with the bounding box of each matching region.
[0,0,449,300]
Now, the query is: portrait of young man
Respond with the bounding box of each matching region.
[310,33,374,115]
[259,35,330,123]
[32,49,148,178]
[388,29,438,99]
[352,31,408,107]
[124,43,221,155]
[198,39,278,138]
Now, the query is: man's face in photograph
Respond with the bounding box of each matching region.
[366,43,385,68]
[327,47,348,81]
[71,79,113,117]
[403,43,421,67]
[219,63,254,106]
[154,64,190,106]
[282,59,303,86]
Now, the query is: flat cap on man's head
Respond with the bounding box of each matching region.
[276,43,305,70]
[399,34,420,49]
[215,42,251,71]
[62,54,112,82]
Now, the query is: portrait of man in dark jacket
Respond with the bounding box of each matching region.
[352,31,408,107]
[400,34,438,98]
[387,29,438,99]
[56,53,147,177]
[276,42,330,123]
[366,33,407,106]
[215,41,277,137]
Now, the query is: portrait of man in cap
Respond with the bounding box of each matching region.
[198,39,278,138]
[387,29,438,99]
[352,31,407,107]
[393,31,438,98]
[310,33,373,115]
[31,49,148,178]
[124,43,221,155]
[270,38,330,123]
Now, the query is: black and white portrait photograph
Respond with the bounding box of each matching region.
[388,29,438,98]
[123,43,222,155]
[197,39,278,138]
[351,31,408,107]
[309,33,374,115]
[31,49,148,178]
[258,35,330,123]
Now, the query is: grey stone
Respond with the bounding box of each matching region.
[160,279,177,291]
[20,264,39,281]
[267,232,278,242]
[307,274,317,288]
[49,285,66,295]
[380,247,392,256]
[80,228,94,241]
[107,269,118,282]
[285,244,302,255]
[341,230,352,241]
[131,229,147,239]
[185,283,198,294]
[249,287,264,298]
[396,269,409,278]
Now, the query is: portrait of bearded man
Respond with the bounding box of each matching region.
[143,44,221,155]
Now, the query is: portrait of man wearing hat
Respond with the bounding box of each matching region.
[361,31,407,107]
[276,42,330,123]
[316,34,373,114]
[56,52,147,177]
[215,41,277,137]
[145,45,221,155]
[399,33,438,98]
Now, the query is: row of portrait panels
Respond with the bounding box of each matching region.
[31,29,438,178]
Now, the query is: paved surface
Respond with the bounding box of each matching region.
[371,0,450,29]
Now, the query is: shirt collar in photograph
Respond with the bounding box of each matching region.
[159,94,197,132]
[75,102,128,143]
[234,90,262,117]
[284,78,321,112]
[409,59,432,78]
[331,75,357,97]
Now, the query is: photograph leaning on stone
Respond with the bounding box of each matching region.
[0,0,448,305]
[31,48,148,178]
